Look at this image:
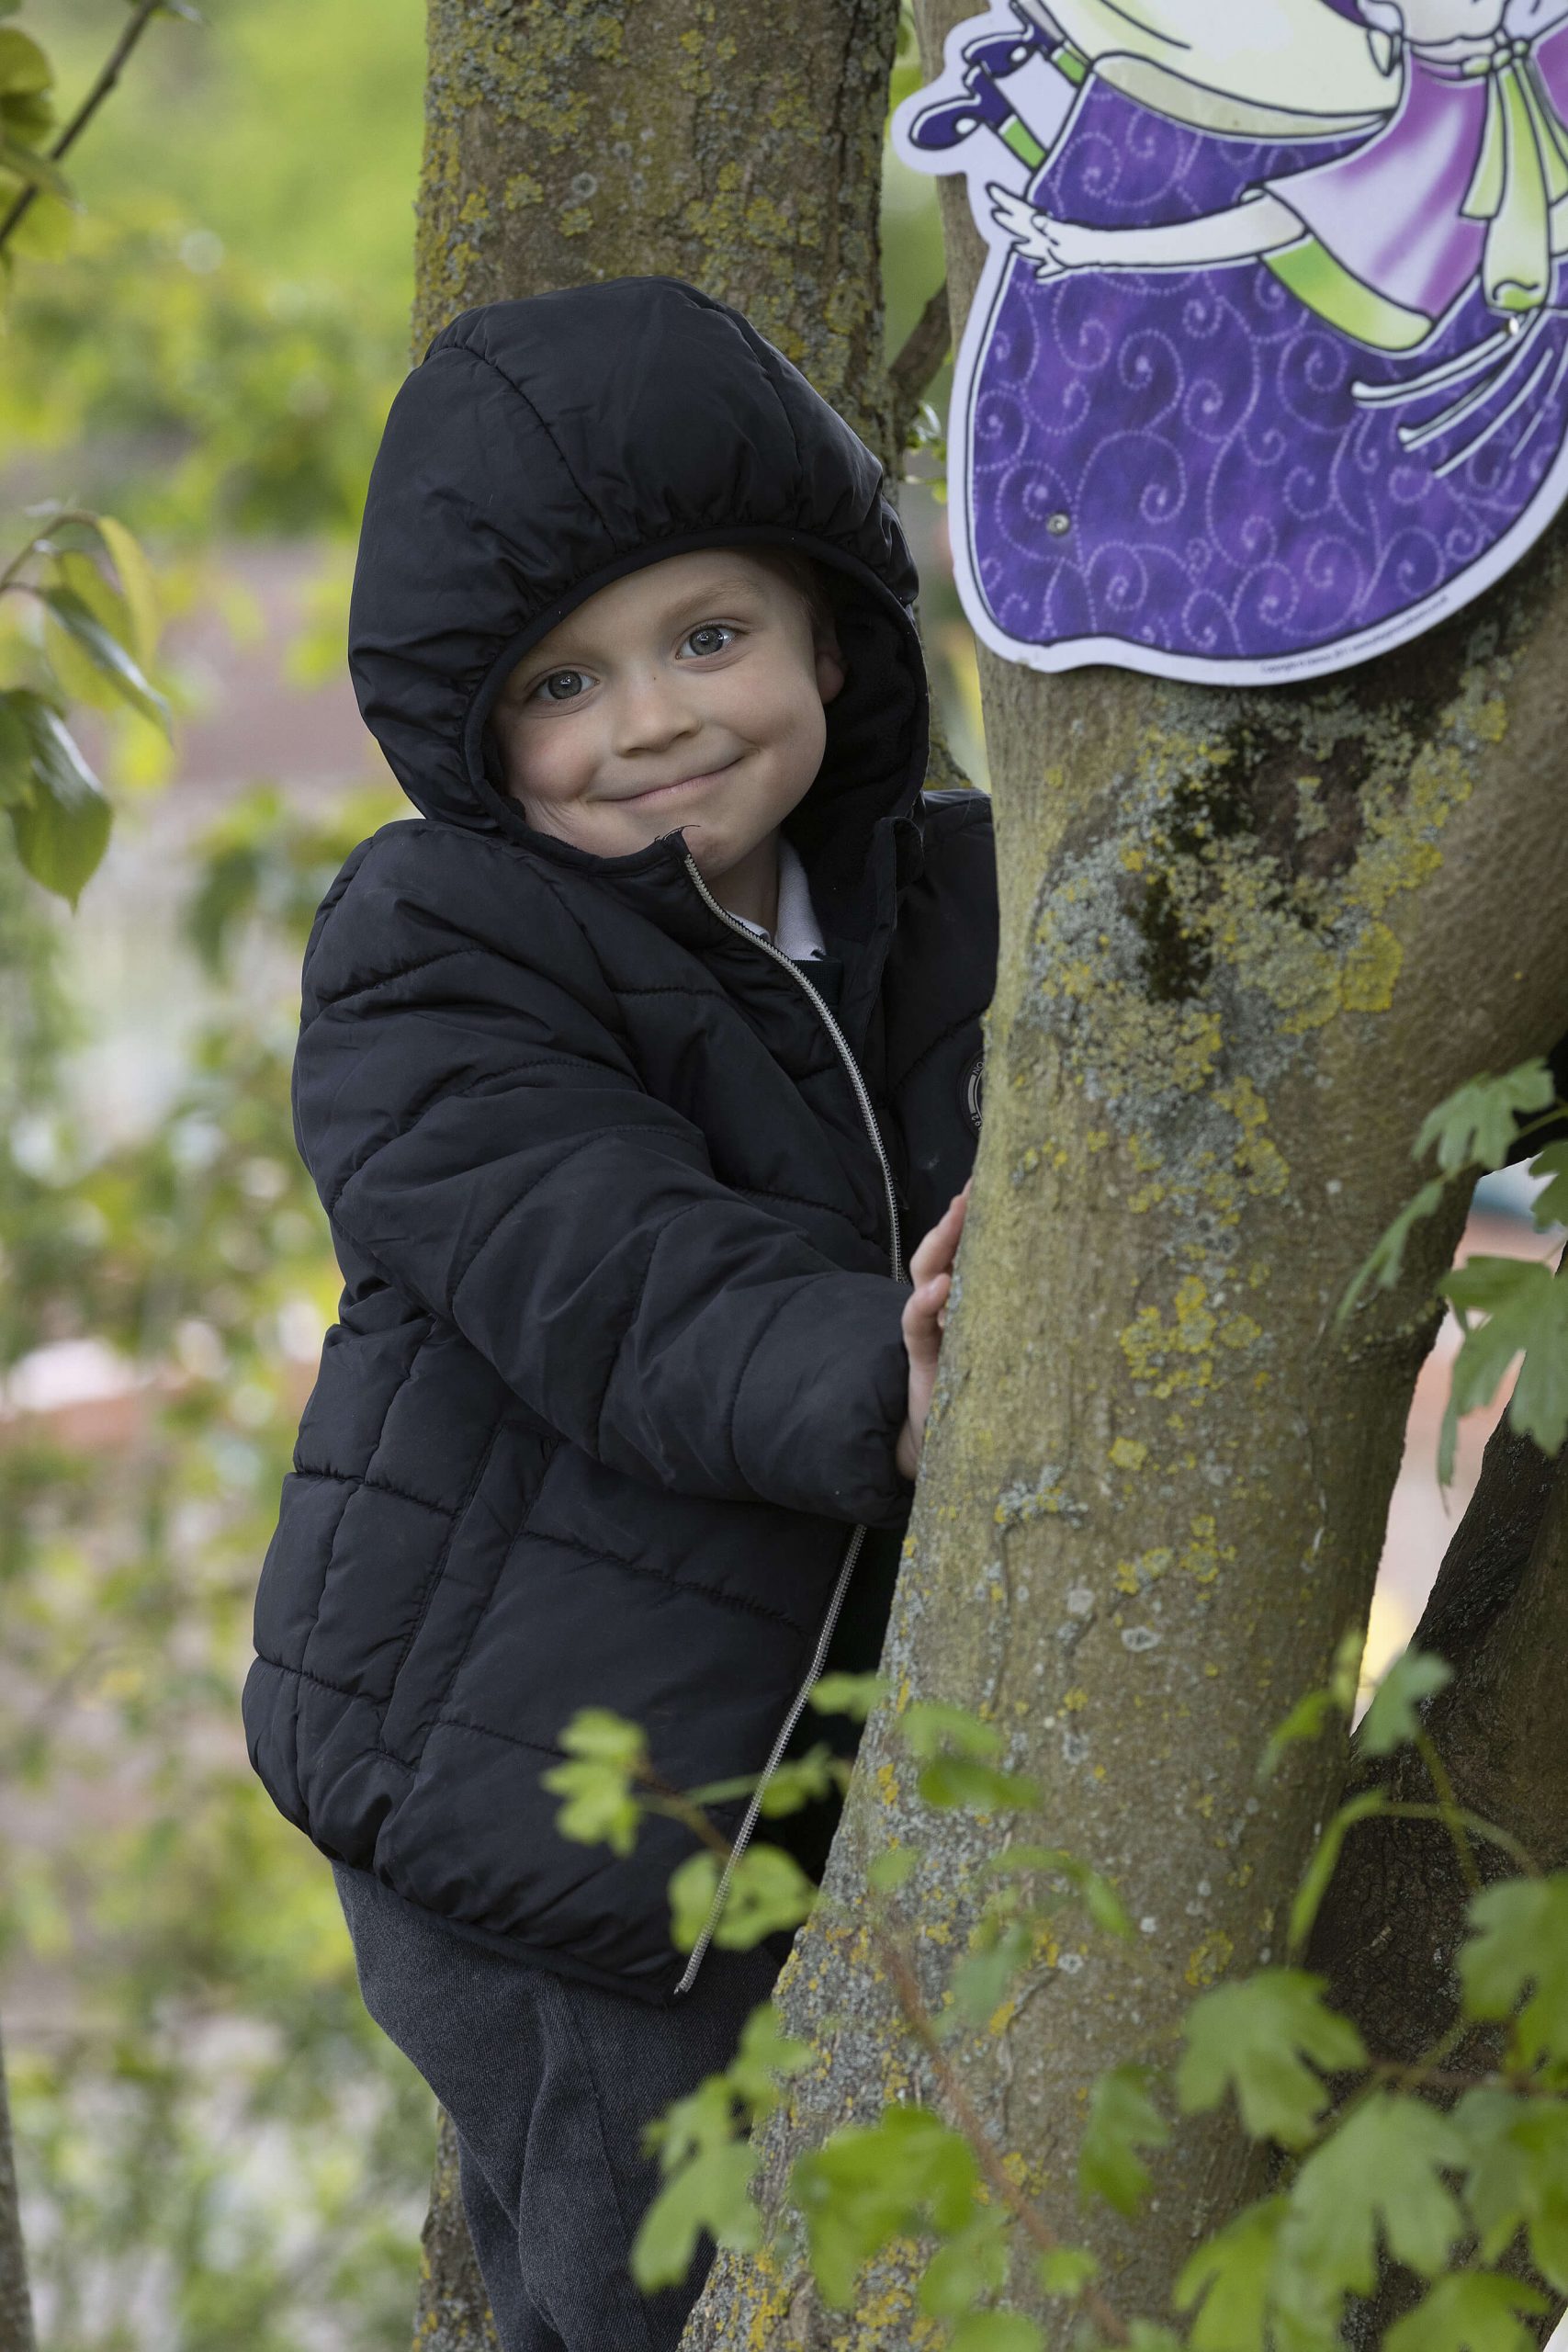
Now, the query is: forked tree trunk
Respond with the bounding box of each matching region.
[408,4,1568,2344]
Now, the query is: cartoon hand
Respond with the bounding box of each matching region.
[986,183,1096,280]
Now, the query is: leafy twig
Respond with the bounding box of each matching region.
[864,1892,1132,2346]
[0,0,175,257]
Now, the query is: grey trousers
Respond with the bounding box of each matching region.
[333,1864,784,2352]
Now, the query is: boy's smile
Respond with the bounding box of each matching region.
[489,548,844,929]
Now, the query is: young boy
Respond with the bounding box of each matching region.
[243,276,997,2350]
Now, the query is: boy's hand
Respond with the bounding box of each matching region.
[895,1181,971,1486]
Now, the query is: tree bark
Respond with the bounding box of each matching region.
[0,2018,38,2352]
[415,0,899,451]
[409,3,906,2338]
[682,0,1568,2338]
[412,2112,501,2352]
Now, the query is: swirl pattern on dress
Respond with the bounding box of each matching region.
[969,82,1568,663]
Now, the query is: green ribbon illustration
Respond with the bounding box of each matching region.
[1462,36,1568,317]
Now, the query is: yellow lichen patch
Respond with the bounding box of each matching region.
[1213,1074,1289,1199]
[1062,1688,1089,1713]
[1108,1435,1147,1472]
[1180,1515,1235,1586]
[875,1762,898,1807]
[1340,919,1403,1012]
[1116,1545,1173,1595]
[1186,1928,1235,1987]
[1119,1275,1217,1397]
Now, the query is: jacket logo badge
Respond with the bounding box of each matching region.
[963,1049,985,1134]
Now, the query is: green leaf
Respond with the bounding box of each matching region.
[1438,1254,1568,1478]
[0,134,70,200]
[630,2075,759,2290]
[1273,2094,1466,2341]
[1033,2245,1099,2299]
[1258,1625,1363,1777]
[916,2203,1010,2317]
[756,1743,838,1816]
[1337,1177,1448,1327]
[1175,2197,1288,2352]
[669,1842,816,1955]
[1383,2272,1549,2352]
[947,2316,1044,2352]
[93,514,161,668]
[0,28,50,93]
[1529,1141,1568,1233]
[1359,1647,1454,1758]
[1078,2065,1169,2217]
[1288,1790,1387,1954]
[1177,1970,1366,2148]
[39,584,170,731]
[947,1914,1036,2029]
[1459,1875,1568,2067]
[791,2103,978,2308]
[917,1755,1043,1814]
[1416,1062,1556,1176]
[1125,2328,1185,2352]
[809,1670,888,1722]
[538,1707,648,1856]
[1453,2086,1568,2290]
[978,1845,1132,1938]
[0,692,32,807]
[900,1700,1004,1761]
[6,690,111,907]
[724,1999,813,2121]
[3,183,74,258]
[866,1845,919,1894]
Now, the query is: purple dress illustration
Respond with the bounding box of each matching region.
[890,0,1568,683]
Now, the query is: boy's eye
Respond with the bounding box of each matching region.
[532,669,591,703]
[681,623,736,658]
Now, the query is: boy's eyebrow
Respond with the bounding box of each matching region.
[514,572,773,671]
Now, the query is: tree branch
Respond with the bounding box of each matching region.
[887,280,952,458]
[0,0,172,258]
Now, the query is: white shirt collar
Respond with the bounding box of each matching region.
[728,837,826,960]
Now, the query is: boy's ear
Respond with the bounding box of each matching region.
[815,634,846,705]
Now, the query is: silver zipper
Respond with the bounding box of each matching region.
[680,852,903,1279]
[673,850,903,1996]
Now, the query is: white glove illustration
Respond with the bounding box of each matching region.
[987,183,1100,280]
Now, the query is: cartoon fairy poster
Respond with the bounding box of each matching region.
[890,0,1568,684]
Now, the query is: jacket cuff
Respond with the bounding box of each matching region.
[731,1273,912,1526]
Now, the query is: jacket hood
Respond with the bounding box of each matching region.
[347,277,930,898]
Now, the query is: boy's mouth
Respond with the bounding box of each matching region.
[616,756,740,805]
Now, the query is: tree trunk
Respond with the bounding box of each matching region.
[1306,1410,1568,2346]
[409,3,906,2337]
[0,2019,38,2352]
[415,0,899,450]
[412,2112,501,2352]
[682,0,1568,2337]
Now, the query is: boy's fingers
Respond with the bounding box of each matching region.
[902,1271,950,1351]
[908,1189,971,1283]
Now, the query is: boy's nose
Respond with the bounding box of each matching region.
[610,671,701,754]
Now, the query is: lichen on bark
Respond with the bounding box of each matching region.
[416,0,900,451]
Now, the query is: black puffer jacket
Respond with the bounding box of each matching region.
[243,277,997,2007]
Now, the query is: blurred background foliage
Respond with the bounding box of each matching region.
[0,5,968,2346]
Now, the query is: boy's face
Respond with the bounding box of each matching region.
[490,549,844,880]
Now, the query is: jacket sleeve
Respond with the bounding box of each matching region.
[294,841,914,1529]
